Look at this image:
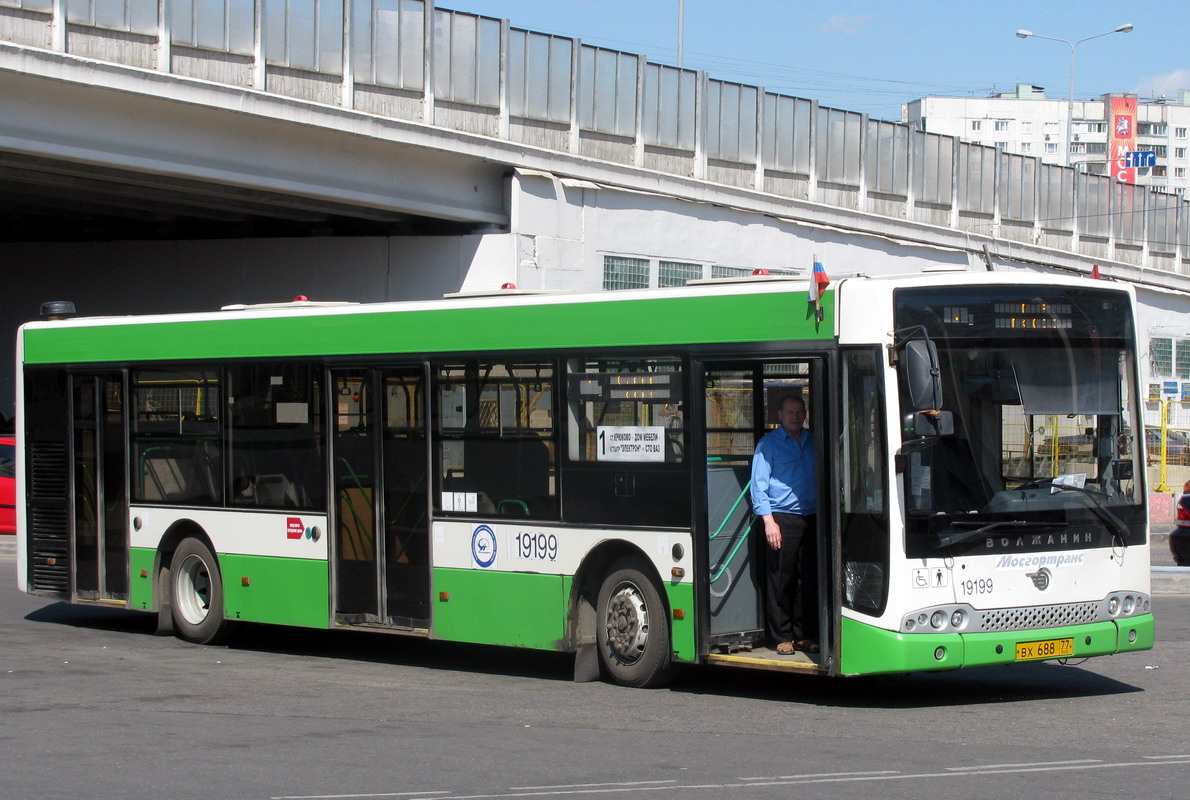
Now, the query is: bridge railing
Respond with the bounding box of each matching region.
[2,0,1189,270]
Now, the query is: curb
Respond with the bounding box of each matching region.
[1152,566,1190,595]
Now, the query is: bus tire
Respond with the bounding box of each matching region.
[595,557,673,688]
[170,538,228,645]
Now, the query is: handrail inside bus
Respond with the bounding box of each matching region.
[707,464,754,585]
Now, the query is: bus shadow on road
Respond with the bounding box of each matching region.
[25,601,157,634]
[24,603,578,682]
[673,661,1145,707]
[24,602,1145,702]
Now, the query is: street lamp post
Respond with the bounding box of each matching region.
[1015,23,1134,167]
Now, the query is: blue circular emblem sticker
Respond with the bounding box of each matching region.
[471,525,497,568]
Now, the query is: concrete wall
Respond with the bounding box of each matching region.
[510,172,972,294]
[0,233,509,410]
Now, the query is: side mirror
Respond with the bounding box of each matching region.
[902,339,942,412]
[904,410,954,437]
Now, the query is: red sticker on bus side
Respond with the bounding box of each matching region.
[287,517,304,539]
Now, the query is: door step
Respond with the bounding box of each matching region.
[706,645,823,672]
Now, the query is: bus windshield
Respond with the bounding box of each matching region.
[894,285,1145,558]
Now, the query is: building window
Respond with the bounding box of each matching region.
[1177,127,1188,138]
[1087,142,1107,155]
[1152,166,1167,177]
[1084,163,1107,175]
[658,260,703,287]
[1138,123,1168,137]
[1139,144,1168,157]
[970,120,982,131]
[711,265,751,279]
[1178,341,1190,380]
[603,256,650,291]
[1176,168,1187,178]
[1019,142,1032,153]
[1070,142,1086,154]
[1044,122,1060,134]
[1021,121,1032,135]
[1045,142,1058,154]
[1085,122,1106,134]
[996,141,1009,152]
[994,120,1009,132]
[1152,337,1173,377]
[1176,148,1187,159]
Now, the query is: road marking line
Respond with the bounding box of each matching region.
[1144,754,1190,759]
[509,783,677,791]
[944,759,1100,771]
[272,792,450,799]
[276,757,1190,800]
[740,770,899,781]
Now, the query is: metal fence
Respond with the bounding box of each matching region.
[3,0,1190,266]
[1148,399,1190,492]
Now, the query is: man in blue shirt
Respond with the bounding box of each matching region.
[750,394,819,655]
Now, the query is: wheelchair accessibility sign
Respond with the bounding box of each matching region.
[912,567,947,588]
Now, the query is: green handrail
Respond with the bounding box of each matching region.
[707,472,755,584]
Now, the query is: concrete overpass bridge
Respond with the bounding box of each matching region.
[2,0,1190,406]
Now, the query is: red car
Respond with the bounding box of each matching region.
[0,436,14,535]
[1173,479,1190,567]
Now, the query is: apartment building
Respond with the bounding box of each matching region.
[903,86,1190,194]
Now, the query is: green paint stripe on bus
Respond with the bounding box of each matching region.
[839,615,1148,675]
[130,547,156,611]
[129,547,330,629]
[433,567,567,650]
[663,580,696,663]
[23,291,834,364]
[219,553,329,628]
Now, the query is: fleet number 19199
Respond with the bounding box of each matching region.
[515,531,558,561]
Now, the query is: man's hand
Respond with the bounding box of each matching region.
[763,515,781,550]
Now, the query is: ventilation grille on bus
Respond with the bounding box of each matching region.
[977,602,1099,632]
[28,442,69,594]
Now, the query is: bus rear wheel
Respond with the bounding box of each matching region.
[596,557,673,688]
[170,538,228,645]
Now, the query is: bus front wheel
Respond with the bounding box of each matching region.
[170,538,228,645]
[595,557,673,688]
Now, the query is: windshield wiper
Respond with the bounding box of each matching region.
[1048,484,1131,544]
[932,520,1068,549]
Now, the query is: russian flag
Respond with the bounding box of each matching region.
[807,260,829,303]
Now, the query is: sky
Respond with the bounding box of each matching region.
[446,0,1189,122]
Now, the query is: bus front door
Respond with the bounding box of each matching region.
[70,373,128,602]
[701,361,825,663]
[331,366,430,630]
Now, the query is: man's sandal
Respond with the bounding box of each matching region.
[796,639,820,653]
[775,641,796,655]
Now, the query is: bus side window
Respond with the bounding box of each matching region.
[131,369,223,507]
[434,360,558,519]
[227,364,324,512]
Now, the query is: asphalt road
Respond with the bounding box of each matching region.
[2,553,1188,800]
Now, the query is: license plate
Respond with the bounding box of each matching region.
[1015,637,1074,661]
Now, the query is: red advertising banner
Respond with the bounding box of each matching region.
[1110,95,1137,184]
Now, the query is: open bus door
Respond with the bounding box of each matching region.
[698,358,831,673]
[70,373,129,603]
[330,366,431,630]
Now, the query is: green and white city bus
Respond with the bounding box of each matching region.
[15,271,1154,687]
